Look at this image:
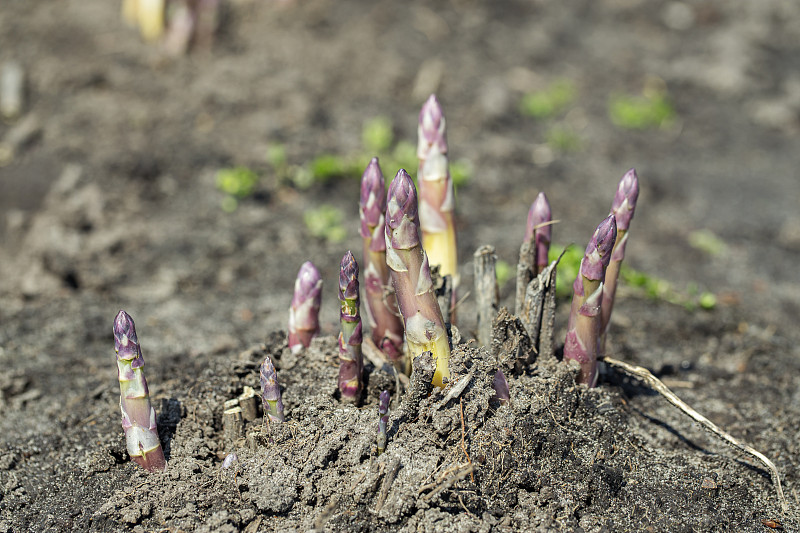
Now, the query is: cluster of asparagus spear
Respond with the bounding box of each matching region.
[114,96,640,471]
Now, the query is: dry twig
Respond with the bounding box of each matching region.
[602,355,788,514]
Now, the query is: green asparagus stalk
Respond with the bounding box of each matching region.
[385,169,451,387]
[563,215,617,387]
[601,169,640,339]
[288,261,323,354]
[359,158,405,362]
[417,95,459,308]
[525,192,553,275]
[259,356,285,423]
[377,390,390,455]
[338,251,364,400]
[113,310,166,472]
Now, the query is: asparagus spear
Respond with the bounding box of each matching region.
[288,261,323,354]
[113,310,166,472]
[259,356,285,423]
[601,169,640,338]
[417,95,459,308]
[525,192,553,275]
[377,390,390,455]
[385,169,451,387]
[563,215,617,387]
[359,158,405,362]
[338,251,364,401]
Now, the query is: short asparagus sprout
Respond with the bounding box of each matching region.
[385,169,451,387]
[491,369,510,405]
[377,390,390,455]
[113,310,166,472]
[525,192,553,275]
[259,356,285,423]
[338,251,364,401]
[563,215,617,387]
[359,158,405,362]
[601,169,640,340]
[288,261,323,354]
[417,95,459,301]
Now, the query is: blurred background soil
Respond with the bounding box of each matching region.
[1,0,799,531]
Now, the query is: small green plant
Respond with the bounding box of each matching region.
[620,265,716,310]
[362,116,394,154]
[545,125,581,152]
[688,229,728,257]
[303,205,347,243]
[495,259,513,288]
[608,91,675,130]
[216,166,259,212]
[549,244,584,298]
[520,79,576,119]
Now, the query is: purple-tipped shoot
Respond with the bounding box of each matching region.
[260,356,285,423]
[563,215,617,387]
[601,169,640,336]
[525,192,553,275]
[338,251,364,400]
[359,158,405,362]
[288,261,323,354]
[114,310,166,472]
[377,390,390,455]
[491,369,510,405]
[417,95,459,300]
[385,169,451,387]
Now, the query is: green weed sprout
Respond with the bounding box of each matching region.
[520,79,576,119]
[216,166,259,212]
[304,205,347,243]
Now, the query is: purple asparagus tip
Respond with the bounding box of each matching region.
[418,94,448,157]
[260,356,285,423]
[524,192,552,243]
[580,214,617,281]
[611,168,639,232]
[379,390,390,415]
[385,169,420,251]
[491,369,510,404]
[114,310,141,362]
[288,261,323,353]
[377,390,390,455]
[339,251,359,303]
[359,158,387,240]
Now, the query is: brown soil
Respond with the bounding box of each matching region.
[1,1,799,531]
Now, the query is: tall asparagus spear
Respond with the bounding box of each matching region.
[563,215,617,387]
[417,95,459,315]
[113,310,166,472]
[338,251,364,401]
[359,158,405,362]
[525,192,553,275]
[385,169,451,387]
[288,261,323,354]
[259,356,285,423]
[601,169,640,340]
